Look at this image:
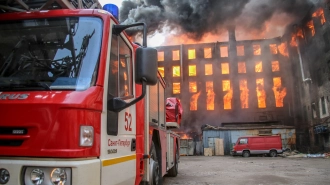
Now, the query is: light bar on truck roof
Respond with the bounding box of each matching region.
[103,4,119,20]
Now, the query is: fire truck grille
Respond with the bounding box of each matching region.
[0,127,28,146]
[0,140,24,146]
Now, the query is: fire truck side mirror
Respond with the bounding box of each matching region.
[135,47,158,85]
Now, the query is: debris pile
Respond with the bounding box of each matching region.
[279,150,330,158]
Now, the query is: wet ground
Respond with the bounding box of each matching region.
[163,155,330,185]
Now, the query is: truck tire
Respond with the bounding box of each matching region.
[269,150,277,157]
[167,145,178,177]
[150,141,160,185]
[242,150,250,157]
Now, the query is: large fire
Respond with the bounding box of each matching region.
[205,64,213,75]
[238,62,246,73]
[223,80,232,110]
[220,46,228,57]
[173,66,180,77]
[239,79,249,108]
[158,67,164,77]
[253,45,261,55]
[270,44,278,54]
[189,81,197,93]
[189,65,196,76]
[256,78,266,108]
[221,63,229,74]
[271,61,280,72]
[158,51,164,61]
[204,48,212,58]
[172,50,180,60]
[173,82,180,94]
[255,61,263,72]
[272,77,287,107]
[190,91,201,111]
[290,27,304,47]
[278,42,289,57]
[206,81,215,110]
[312,8,326,25]
[188,49,196,59]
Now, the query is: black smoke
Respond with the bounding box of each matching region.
[119,0,315,40]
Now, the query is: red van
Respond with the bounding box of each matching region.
[231,135,283,157]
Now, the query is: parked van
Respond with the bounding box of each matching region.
[231,135,283,157]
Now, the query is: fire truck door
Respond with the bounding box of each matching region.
[100,27,137,185]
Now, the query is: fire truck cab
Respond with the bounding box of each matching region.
[0,0,181,185]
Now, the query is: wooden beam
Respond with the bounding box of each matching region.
[0,4,26,12]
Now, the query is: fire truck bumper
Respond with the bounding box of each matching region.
[0,157,101,185]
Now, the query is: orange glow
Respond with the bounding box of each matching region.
[123,72,127,81]
[256,78,266,108]
[158,67,164,77]
[307,20,315,36]
[124,85,128,96]
[220,46,228,57]
[237,45,244,56]
[271,61,280,72]
[181,134,191,139]
[173,82,180,94]
[238,62,246,73]
[270,44,278,54]
[158,51,164,61]
[206,81,214,110]
[172,50,180,61]
[278,42,289,57]
[297,27,304,38]
[312,8,326,25]
[189,65,196,76]
[240,79,249,108]
[205,64,213,75]
[224,88,233,110]
[189,81,197,93]
[222,80,230,91]
[221,63,229,74]
[290,33,297,47]
[272,77,287,107]
[173,66,180,77]
[255,61,263,72]
[204,48,212,58]
[253,45,261,55]
[190,91,201,111]
[188,49,196,59]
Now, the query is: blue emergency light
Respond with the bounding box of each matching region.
[103,4,119,20]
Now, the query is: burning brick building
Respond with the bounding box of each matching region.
[155,2,330,152]
[156,30,294,142]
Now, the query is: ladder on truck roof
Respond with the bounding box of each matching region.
[0,0,102,13]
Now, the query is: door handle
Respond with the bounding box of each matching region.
[131,138,136,151]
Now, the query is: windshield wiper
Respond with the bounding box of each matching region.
[0,81,51,91]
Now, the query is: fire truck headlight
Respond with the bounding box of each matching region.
[0,168,10,184]
[24,167,72,185]
[80,126,94,146]
[50,168,67,184]
[30,169,44,185]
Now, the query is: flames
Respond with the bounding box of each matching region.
[253,45,261,55]
[188,49,196,59]
[158,67,164,77]
[270,44,278,54]
[290,27,304,47]
[256,78,266,108]
[223,80,232,109]
[189,81,197,93]
[181,134,191,139]
[220,46,228,57]
[312,8,326,25]
[272,77,287,107]
[307,20,315,37]
[221,63,230,74]
[158,51,164,61]
[204,48,212,58]
[189,65,197,76]
[172,50,180,60]
[278,42,289,57]
[190,91,201,111]
[238,62,246,73]
[206,81,215,110]
[173,66,180,77]
[240,79,249,108]
[173,82,180,94]
[255,61,263,72]
[205,64,213,75]
[271,61,280,72]
[237,45,244,56]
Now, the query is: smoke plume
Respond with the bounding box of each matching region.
[119,0,316,40]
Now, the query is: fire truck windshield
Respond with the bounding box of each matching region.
[0,16,102,91]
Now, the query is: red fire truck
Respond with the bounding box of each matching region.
[0,0,182,184]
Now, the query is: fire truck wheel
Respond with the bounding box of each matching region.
[150,141,160,185]
[167,145,178,177]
